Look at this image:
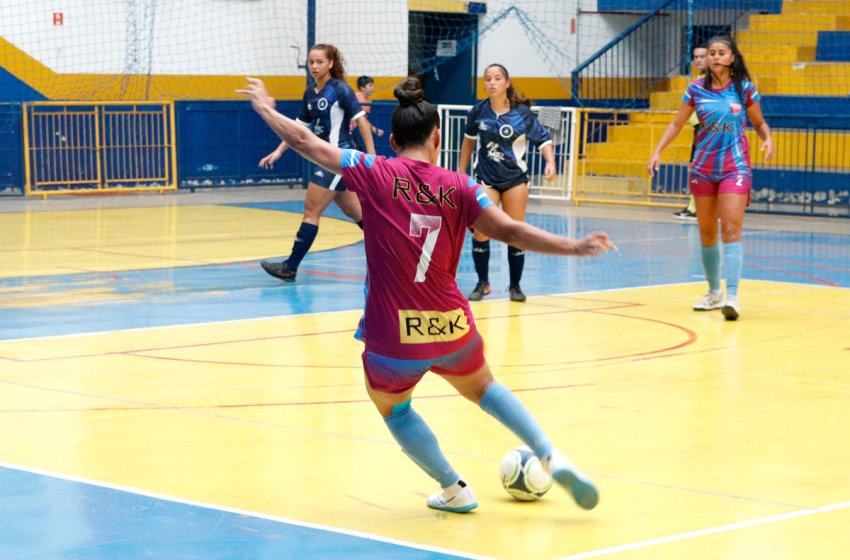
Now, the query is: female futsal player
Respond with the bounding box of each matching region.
[648,35,774,320]
[459,64,556,302]
[238,76,615,513]
[258,44,375,282]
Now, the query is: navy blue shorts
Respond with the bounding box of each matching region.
[310,164,345,191]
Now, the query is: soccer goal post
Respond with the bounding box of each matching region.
[437,104,578,202]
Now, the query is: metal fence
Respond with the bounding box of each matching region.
[574,109,850,216]
[22,101,177,197]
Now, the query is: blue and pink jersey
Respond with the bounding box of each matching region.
[340,150,493,360]
[684,78,760,178]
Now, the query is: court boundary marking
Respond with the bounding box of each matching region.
[556,499,850,559]
[5,279,843,344]
[0,460,497,560]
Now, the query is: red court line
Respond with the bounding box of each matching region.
[0,328,358,364]
[0,382,596,414]
[745,263,838,286]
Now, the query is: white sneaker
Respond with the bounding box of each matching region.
[427,480,478,513]
[722,295,740,321]
[542,450,599,510]
[693,290,724,311]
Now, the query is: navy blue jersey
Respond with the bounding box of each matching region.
[297,78,365,148]
[464,100,552,189]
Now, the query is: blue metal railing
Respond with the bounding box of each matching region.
[571,0,755,108]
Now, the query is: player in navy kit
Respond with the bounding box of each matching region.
[238,75,615,513]
[459,64,556,302]
[258,44,375,282]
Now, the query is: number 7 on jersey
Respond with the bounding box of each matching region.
[409,213,442,282]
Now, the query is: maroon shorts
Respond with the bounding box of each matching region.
[689,171,751,197]
[362,332,486,394]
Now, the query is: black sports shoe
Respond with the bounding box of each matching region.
[508,284,527,302]
[673,208,697,221]
[261,259,297,282]
[467,282,491,301]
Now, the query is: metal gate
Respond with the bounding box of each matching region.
[23,101,177,197]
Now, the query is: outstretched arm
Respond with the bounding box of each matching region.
[472,205,616,257]
[237,78,343,175]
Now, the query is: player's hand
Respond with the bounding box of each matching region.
[375,128,385,138]
[761,137,775,162]
[236,78,276,113]
[259,151,281,169]
[543,162,555,181]
[576,232,617,257]
[647,154,661,177]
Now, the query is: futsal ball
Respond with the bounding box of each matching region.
[499,446,553,501]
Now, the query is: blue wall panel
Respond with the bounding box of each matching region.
[0,67,46,103]
[816,31,850,61]
[0,103,23,195]
[176,100,307,189]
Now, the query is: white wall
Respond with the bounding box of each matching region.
[0,0,634,80]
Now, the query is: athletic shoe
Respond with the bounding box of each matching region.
[427,480,478,513]
[673,209,697,221]
[467,282,491,302]
[261,259,297,282]
[508,284,527,302]
[542,450,599,510]
[693,290,724,311]
[722,295,740,321]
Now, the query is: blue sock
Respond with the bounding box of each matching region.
[723,241,743,297]
[384,399,459,488]
[700,243,722,292]
[479,382,553,459]
[507,245,525,287]
[287,222,319,271]
[471,239,490,284]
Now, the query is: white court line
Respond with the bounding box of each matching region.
[556,500,850,559]
[0,460,496,560]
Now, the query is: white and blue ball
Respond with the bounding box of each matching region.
[499,446,553,501]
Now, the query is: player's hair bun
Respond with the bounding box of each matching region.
[394,77,425,106]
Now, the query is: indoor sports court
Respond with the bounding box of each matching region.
[3,0,850,557]
[1,191,848,559]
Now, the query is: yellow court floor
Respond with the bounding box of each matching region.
[1,280,848,559]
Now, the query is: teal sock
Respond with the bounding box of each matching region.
[723,241,743,297]
[479,382,552,459]
[384,399,459,488]
[700,243,722,292]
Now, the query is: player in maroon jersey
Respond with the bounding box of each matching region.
[238,76,615,513]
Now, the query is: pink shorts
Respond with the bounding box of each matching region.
[689,171,751,197]
[362,332,486,394]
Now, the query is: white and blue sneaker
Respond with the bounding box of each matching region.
[722,295,740,321]
[427,479,478,513]
[693,290,724,311]
[543,450,599,510]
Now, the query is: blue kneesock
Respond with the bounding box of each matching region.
[700,243,722,292]
[723,241,743,297]
[287,222,319,270]
[384,399,459,488]
[479,382,552,459]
